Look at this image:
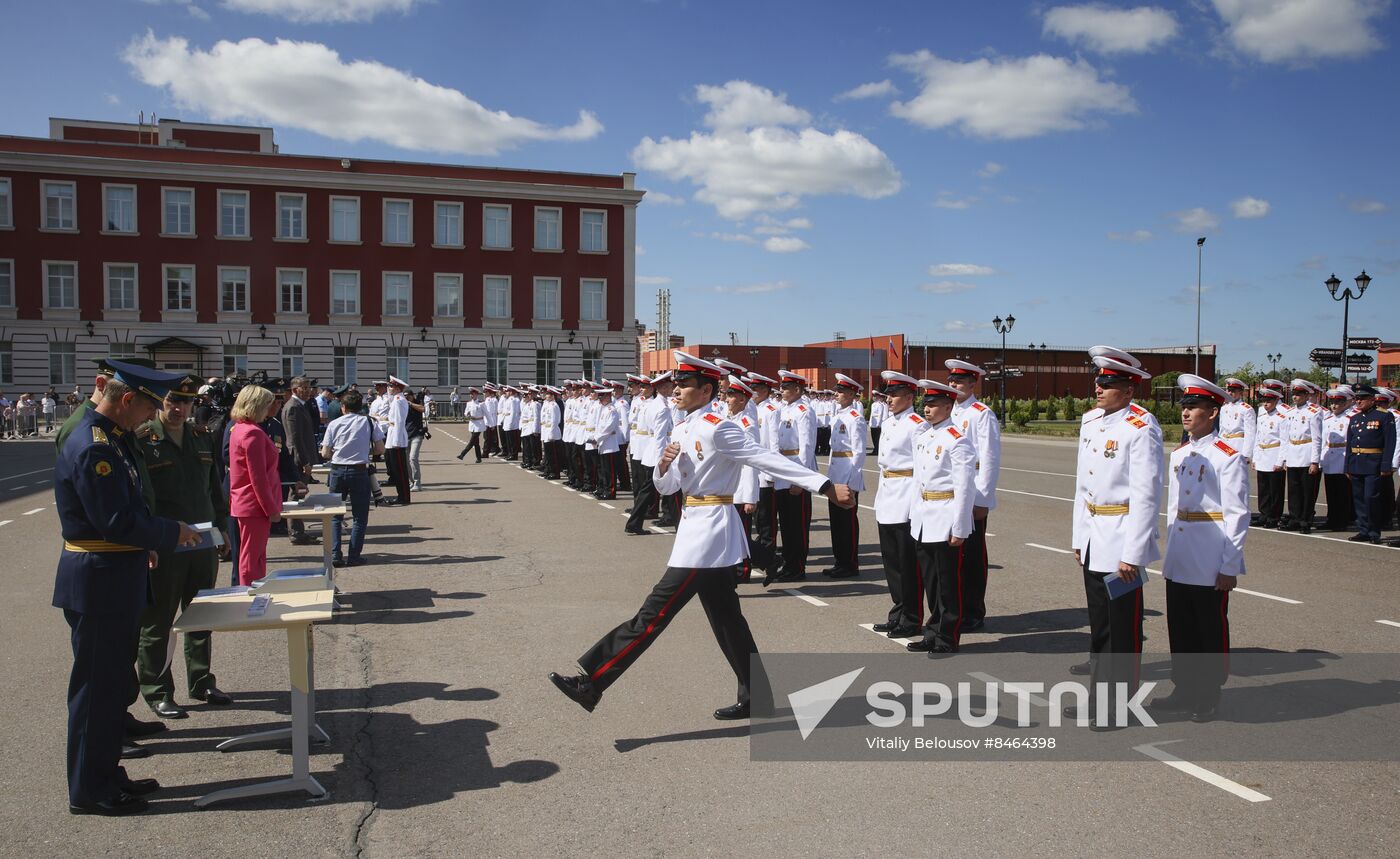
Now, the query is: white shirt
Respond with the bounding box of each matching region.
[773,398,817,490]
[874,406,931,525]
[727,409,762,505]
[1321,410,1350,474]
[539,400,561,442]
[909,418,976,544]
[826,402,868,493]
[1283,403,1323,467]
[483,396,499,427]
[641,396,674,467]
[384,394,410,449]
[1252,407,1285,472]
[501,396,522,431]
[520,399,538,437]
[628,394,649,460]
[755,399,782,488]
[951,394,1001,510]
[1164,433,1249,583]
[869,399,889,428]
[465,399,487,432]
[1072,406,1163,574]
[593,400,621,454]
[1219,399,1256,459]
[321,412,385,465]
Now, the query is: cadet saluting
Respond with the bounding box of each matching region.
[53,360,201,816]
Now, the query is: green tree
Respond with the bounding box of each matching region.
[1222,361,1263,385]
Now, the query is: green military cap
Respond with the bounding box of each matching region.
[165,375,204,400]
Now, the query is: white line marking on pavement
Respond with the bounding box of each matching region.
[599,502,615,509]
[967,672,1050,707]
[0,520,11,527]
[22,507,45,515]
[858,622,919,647]
[0,468,54,483]
[1025,542,1074,554]
[1144,568,1301,605]
[1000,488,1075,503]
[1133,743,1271,802]
[10,485,27,490]
[1377,620,1400,629]
[647,525,670,535]
[783,589,828,607]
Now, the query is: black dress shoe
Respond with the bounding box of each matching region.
[962,618,986,633]
[824,567,858,579]
[1277,522,1299,532]
[1069,660,1092,676]
[623,526,646,536]
[927,642,956,657]
[120,741,151,760]
[905,639,935,652]
[193,686,233,706]
[69,792,148,817]
[1190,704,1219,723]
[1300,525,1312,535]
[120,778,160,796]
[714,701,751,720]
[773,571,807,583]
[124,713,167,737]
[872,621,897,633]
[548,672,600,713]
[1148,692,1194,714]
[152,700,187,719]
[886,625,922,639]
[1348,533,1373,542]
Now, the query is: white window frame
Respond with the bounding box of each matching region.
[276,267,308,322]
[382,198,413,246]
[330,270,361,320]
[0,177,12,229]
[0,258,14,310]
[222,343,249,377]
[433,273,463,322]
[385,346,410,383]
[437,347,461,387]
[101,183,138,235]
[276,192,308,241]
[580,277,608,328]
[534,206,562,252]
[533,276,562,328]
[434,201,464,248]
[103,262,139,319]
[43,260,79,311]
[333,345,357,386]
[217,189,251,239]
[329,195,361,244]
[161,186,195,237]
[162,263,196,316]
[483,204,512,250]
[50,342,78,387]
[41,180,78,232]
[217,265,251,320]
[282,345,305,379]
[483,274,511,326]
[381,271,413,323]
[580,209,608,253]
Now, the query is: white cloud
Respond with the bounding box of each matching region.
[1108,229,1154,242]
[928,263,996,276]
[122,33,602,156]
[1349,198,1389,214]
[763,236,810,253]
[633,81,902,220]
[643,190,686,206]
[636,276,672,285]
[934,192,977,210]
[1211,0,1388,63]
[943,320,993,332]
[834,79,898,101]
[222,0,423,23]
[977,161,1005,178]
[1043,4,1179,53]
[713,281,794,295]
[920,281,978,294]
[635,245,646,256]
[104,93,122,106]
[1169,207,1221,233]
[141,0,211,19]
[752,214,813,235]
[1231,196,1271,218]
[889,50,1136,139]
[704,232,759,245]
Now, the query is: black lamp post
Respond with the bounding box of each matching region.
[1029,342,1046,403]
[1325,271,1371,384]
[1267,352,1281,375]
[991,314,1015,417]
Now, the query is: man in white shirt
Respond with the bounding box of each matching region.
[320,389,386,566]
[382,376,412,505]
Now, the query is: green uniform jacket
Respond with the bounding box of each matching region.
[57,398,157,513]
[135,418,228,531]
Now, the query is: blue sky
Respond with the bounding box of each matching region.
[3,0,1397,373]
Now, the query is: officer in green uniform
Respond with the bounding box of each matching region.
[135,376,233,718]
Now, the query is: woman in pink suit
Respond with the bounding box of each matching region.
[228,385,283,586]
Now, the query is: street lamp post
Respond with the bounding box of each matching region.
[1325,271,1371,384]
[991,314,1015,417]
[1030,342,1046,404]
[1195,237,1206,375]
[1267,353,1281,375]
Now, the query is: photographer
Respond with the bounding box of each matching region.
[405,387,429,493]
[321,390,384,567]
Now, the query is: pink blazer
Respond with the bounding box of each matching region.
[229,421,283,519]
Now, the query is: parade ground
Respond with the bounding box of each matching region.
[1,431,1396,858]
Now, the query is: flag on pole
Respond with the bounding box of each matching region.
[887,338,898,361]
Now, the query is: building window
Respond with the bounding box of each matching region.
[108,343,137,361]
[104,185,136,233]
[278,269,306,313]
[434,274,461,317]
[486,347,508,385]
[535,349,557,386]
[50,342,76,386]
[163,188,194,235]
[483,204,511,249]
[583,349,604,380]
[0,260,12,307]
[334,346,356,385]
[222,344,248,377]
[277,193,306,239]
[580,210,606,252]
[437,347,460,386]
[0,178,11,228]
[383,199,412,245]
[164,265,194,311]
[220,267,249,312]
[581,279,606,322]
[282,345,304,378]
[45,261,78,309]
[383,272,411,317]
[330,196,359,242]
[43,181,76,231]
[534,277,560,320]
[0,341,11,385]
[331,271,360,315]
[535,207,561,251]
[435,202,463,246]
[385,346,409,382]
[218,190,249,238]
[484,276,510,319]
[106,264,137,310]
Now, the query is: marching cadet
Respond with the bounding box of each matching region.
[1280,379,1323,533]
[1219,378,1257,463]
[872,370,929,639]
[946,359,1002,632]
[1253,387,1287,527]
[456,388,486,462]
[1070,353,1162,728]
[746,372,783,566]
[1321,386,1356,531]
[136,376,233,720]
[1149,375,1248,724]
[824,374,868,578]
[591,384,621,499]
[772,371,818,581]
[905,380,976,655]
[869,390,888,455]
[548,353,855,720]
[53,361,202,815]
[1346,385,1396,543]
[722,374,783,580]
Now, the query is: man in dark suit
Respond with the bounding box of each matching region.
[281,376,320,545]
[1346,385,1396,544]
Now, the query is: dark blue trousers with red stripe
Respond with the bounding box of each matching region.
[775,488,812,575]
[916,540,964,649]
[577,564,757,704]
[1164,579,1230,710]
[1082,546,1144,707]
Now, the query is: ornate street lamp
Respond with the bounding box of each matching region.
[1326,271,1371,383]
[991,314,1015,417]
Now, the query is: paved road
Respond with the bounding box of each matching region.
[0,432,1395,857]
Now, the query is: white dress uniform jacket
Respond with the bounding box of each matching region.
[614,399,631,445]
[874,407,931,525]
[654,410,831,568]
[501,395,521,432]
[594,401,621,454]
[909,419,976,543]
[1321,411,1350,474]
[728,410,762,505]
[384,394,410,449]
[582,398,600,451]
[641,396,674,468]
[755,399,782,488]
[1072,406,1163,574]
[483,395,499,429]
[1252,407,1285,471]
[1282,403,1323,467]
[520,399,537,437]
[773,398,817,490]
[539,400,561,442]
[1218,400,1257,459]
[869,399,888,429]
[1163,433,1249,583]
[628,395,647,460]
[465,399,487,432]
[826,403,868,493]
[951,394,1001,510]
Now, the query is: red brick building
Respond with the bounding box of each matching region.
[0,117,642,391]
